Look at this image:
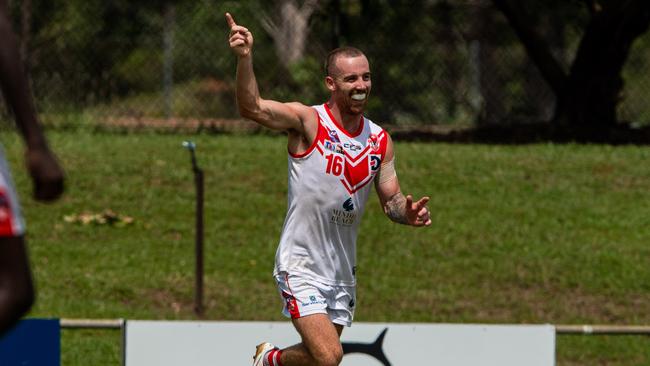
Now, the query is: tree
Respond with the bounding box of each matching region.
[259,0,320,67]
[493,0,650,135]
[467,0,508,125]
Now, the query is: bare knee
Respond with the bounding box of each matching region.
[314,345,343,366]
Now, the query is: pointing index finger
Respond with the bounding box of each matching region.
[225,12,236,29]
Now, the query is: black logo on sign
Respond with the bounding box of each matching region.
[342,328,391,365]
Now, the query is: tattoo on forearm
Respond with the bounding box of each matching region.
[385,193,409,224]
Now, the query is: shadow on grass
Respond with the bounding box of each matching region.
[36,116,650,145]
[388,123,650,145]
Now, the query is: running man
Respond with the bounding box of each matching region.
[226,12,430,366]
[0,0,64,337]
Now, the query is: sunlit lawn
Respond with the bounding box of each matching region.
[0,131,647,365]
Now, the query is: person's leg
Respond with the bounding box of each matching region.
[0,236,34,337]
[254,273,349,365]
[280,313,344,366]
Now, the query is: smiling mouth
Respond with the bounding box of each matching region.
[351,93,367,101]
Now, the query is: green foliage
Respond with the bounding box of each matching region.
[9,0,650,126]
[269,56,328,106]
[619,30,650,127]
[0,131,647,364]
[114,48,163,90]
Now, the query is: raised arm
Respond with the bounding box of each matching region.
[226,13,314,134]
[375,134,431,227]
[0,0,63,202]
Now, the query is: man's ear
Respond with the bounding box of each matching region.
[325,76,336,92]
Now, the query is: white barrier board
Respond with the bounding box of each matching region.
[124,321,555,366]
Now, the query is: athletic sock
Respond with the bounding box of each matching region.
[264,348,283,366]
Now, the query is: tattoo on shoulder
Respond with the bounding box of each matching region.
[385,193,408,224]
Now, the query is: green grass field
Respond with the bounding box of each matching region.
[1,131,648,365]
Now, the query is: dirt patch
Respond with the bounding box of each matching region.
[143,275,279,320]
[407,285,650,324]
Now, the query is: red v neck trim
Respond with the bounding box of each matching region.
[324,103,365,138]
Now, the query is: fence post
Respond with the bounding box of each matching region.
[182,141,204,317]
[163,3,175,120]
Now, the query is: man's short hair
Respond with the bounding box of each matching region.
[325,46,366,76]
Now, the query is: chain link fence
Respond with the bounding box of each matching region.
[2,0,650,131]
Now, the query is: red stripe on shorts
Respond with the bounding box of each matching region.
[283,274,301,319]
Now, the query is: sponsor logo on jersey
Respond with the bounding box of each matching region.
[324,140,344,154]
[343,142,363,152]
[304,295,326,306]
[370,155,381,172]
[330,208,356,226]
[343,197,354,212]
[328,129,341,143]
[368,133,380,152]
[331,197,356,225]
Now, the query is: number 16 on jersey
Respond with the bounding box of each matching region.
[325,154,344,176]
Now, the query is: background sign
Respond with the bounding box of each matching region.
[124,321,555,366]
[0,318,60,366]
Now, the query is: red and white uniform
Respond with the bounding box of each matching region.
[0,147,25,236]
[274,103,389,287]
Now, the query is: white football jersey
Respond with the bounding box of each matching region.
[274,104,389,286]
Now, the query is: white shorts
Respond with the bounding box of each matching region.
[275,272,356,327]
[0,149,24,237]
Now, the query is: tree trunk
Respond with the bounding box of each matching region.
[493,0,650,134]
[260,0,320,67]
[555,1,650,131]
[20,0,31,66]
[163,2,175,119]
[330,0,341,50]
[434,0,463,121]
[522,12,560,122]
[471,0,506,125]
